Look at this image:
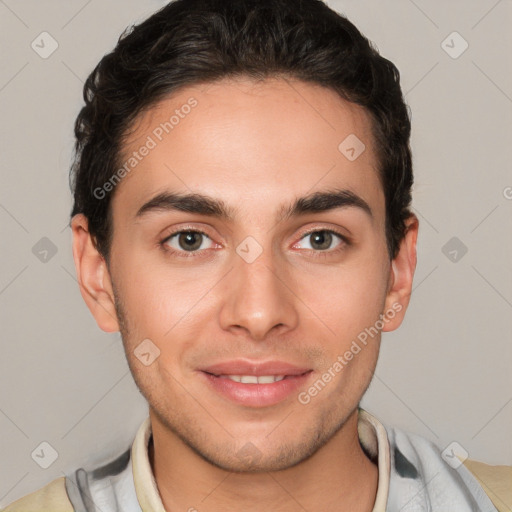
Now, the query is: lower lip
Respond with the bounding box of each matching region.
[201,371,312,407]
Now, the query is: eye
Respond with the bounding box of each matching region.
[296,230,345,251]
[163,230,214,252]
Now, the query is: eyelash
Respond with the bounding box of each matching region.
[296,228,350,259]
[159,227,350,259]
[159,229,213,259]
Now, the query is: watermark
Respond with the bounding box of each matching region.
[31,441,59,469]
[441,441,469,469]
[503,186,512,200]
[236,236,263,263]
[441,31,469,60]
[298,302,402,405]
[134,338,161,366]
[338,133,366,161]
[237,441,263,465]
[32,236,58,263]
[441,236,468,263]
[93,97,198,200]
[31,31,59,59]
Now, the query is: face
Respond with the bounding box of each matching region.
[72,77,416,472]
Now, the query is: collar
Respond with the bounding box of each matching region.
[131,408,391,511]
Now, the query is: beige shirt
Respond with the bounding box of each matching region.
[2,408,510,511]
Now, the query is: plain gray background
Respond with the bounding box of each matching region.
[1,0,511,505]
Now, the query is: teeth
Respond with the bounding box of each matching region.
[224,375,286,384]
[257,375,285,384]
[240,375,258,384]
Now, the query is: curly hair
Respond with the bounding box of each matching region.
[70,0,413,261]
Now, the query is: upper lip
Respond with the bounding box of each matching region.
[201,359,311,376]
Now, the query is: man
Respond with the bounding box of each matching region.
[2,0,509,510]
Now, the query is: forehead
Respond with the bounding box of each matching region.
[112,77,384,222]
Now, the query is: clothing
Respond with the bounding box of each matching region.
[1,409,509,511]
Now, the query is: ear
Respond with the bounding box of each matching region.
[71,214,120,332]
[382,215,418,332]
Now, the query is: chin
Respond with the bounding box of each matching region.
[200,443,316,473]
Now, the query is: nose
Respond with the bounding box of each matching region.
[218,244,299,341]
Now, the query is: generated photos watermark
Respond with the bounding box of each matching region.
[93,97,198,200]
[298,302,403,405]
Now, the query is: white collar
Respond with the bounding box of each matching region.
[131,408,391,511]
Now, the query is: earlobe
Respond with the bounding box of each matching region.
[71,214,120,333]
[382,215,418,332]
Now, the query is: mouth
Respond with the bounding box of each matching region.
[207,374,289,383]
[199,361,313,407]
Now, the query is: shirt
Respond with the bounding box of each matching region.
[2,408,509,511]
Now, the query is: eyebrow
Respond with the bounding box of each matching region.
[279,188,372,221]
[135,188,372,222]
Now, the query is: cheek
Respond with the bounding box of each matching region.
[292,257,389,342]
[298,263,386,406]
[113,252,221,343]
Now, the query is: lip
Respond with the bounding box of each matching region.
[199,359,313,407]
[201,359,311,377]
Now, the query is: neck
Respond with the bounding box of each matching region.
[148,409,379,512]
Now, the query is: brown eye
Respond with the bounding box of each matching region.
[164,231,212,252]
[298,230,343,251]
[309,231,333,250]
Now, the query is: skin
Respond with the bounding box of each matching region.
[71,77,418,512]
